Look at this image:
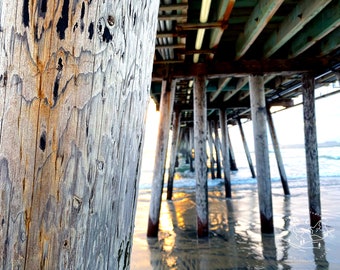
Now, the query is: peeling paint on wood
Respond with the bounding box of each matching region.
[0,0,159,268]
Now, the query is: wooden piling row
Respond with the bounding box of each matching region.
[147,72,321,237]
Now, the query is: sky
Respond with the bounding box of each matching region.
[142,84,340,163]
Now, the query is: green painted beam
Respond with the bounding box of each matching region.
[210,77,232,101]
[289,0,340,58]
[235,0,284,60]
[319,27,340,56]
[223,76,249,101]
[263,0,332,57]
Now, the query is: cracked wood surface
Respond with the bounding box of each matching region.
[0,0,159,269]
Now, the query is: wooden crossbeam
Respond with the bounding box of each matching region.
[158,14,187,21]
[155,44,186,50]
[235,0,284,60]
[209,0,235,49]
[152,57,338,80]
[263,0,332,57]
[176,21,227,31]
[176,48,216,55]
[159,3,188,12]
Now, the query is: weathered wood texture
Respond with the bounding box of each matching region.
[219,109,231,198]
[147,81,175,237]
[0,0,159,269]
[249,75,274,234]
[167,109,181,200]
[266,107,290,195]
[193,75,208,237]
[237,117,256,178]
[302,73,322,229]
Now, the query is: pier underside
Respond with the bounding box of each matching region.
[148,0,340,236]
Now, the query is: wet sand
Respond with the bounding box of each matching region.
[131,172,340,269]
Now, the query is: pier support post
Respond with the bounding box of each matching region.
[167,109,181,200]
[302,73,322,229]
[237,117,256,178]
[219,109,232,198]
[189,127,195,172]
[213,121,223,178]
[266,106,290,195]
[249,75,274,234]
[147,80,175,237]
[208,121,216,179]
[193,75,209,237]
[184,130,190,164]
[228,129,238,171]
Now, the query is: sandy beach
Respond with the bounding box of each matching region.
[131,166,340,269]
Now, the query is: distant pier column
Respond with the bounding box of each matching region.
[266,106,290,195]
[147,80,175,237]
[193,75,209,237]
[189,127,195,172]
[184,129,190,164]
[237,117,256,178]
[228,129,238,171]
[207,121,216,179]
[167,109,181,200]
[249,75,274,234]
[219,109,232,198]
[213,121,222,178]
[302,73,322,229]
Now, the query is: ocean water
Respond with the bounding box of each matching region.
[131,146,340,269]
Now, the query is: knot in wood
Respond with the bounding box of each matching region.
[107,15,115,27]
[96,160,104,171]
[72,196,82,212]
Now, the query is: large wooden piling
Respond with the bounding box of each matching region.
[0,1,159,268]
[237,117,256,178]
[266,106,290,195]
[193,75,209,237]
[249,75,274,234]
[147,80,175,237]
[167,109,181,200]
[219,109,232,198]
[302,73,322,229]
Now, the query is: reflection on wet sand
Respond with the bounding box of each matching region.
[142,189,285,269]
[312,230,329,269]
[132,182,335,269]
